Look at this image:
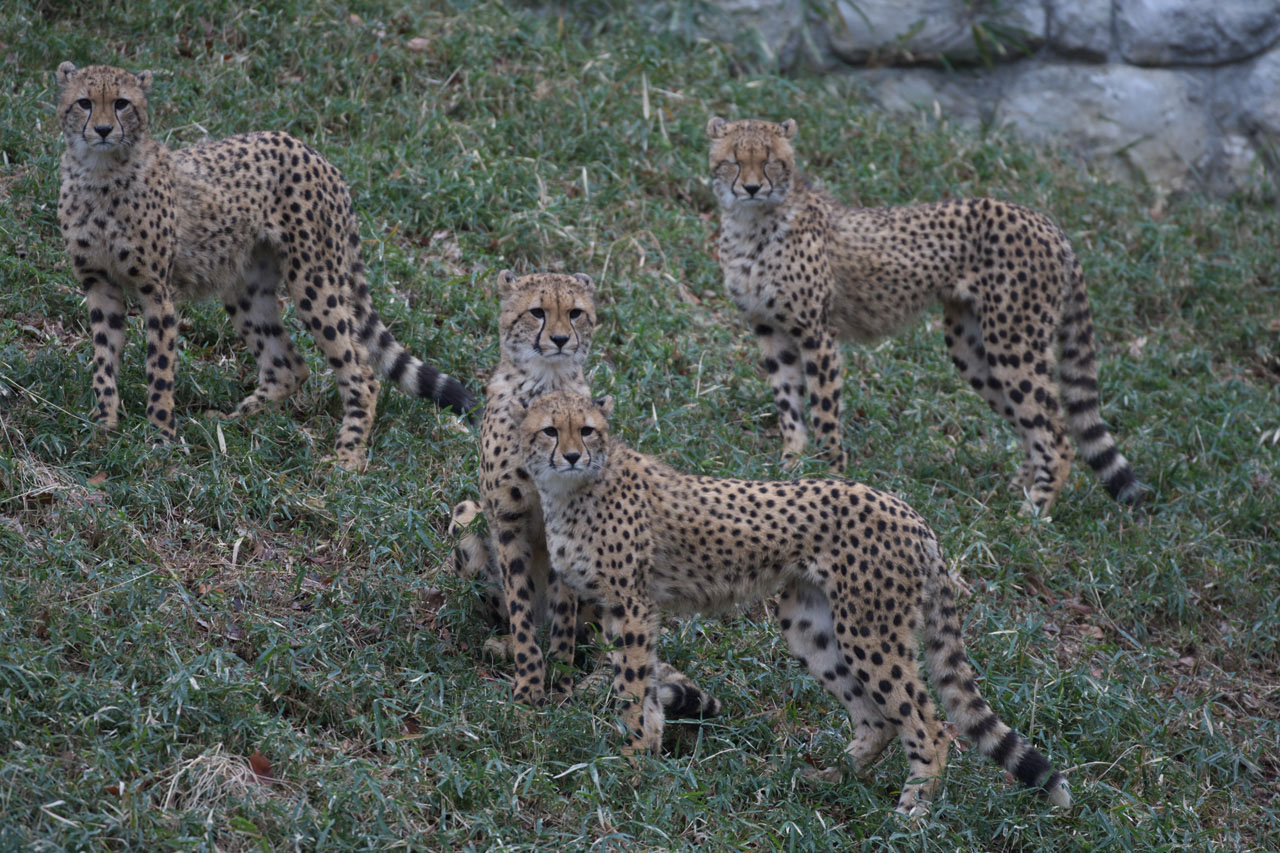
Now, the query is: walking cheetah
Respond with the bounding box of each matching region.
[455,270,718,716]
[707,116,1142,513]
[519,390,1072,815]
[54,63,475,470]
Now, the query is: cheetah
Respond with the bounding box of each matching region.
[54,63,475,470]
[707,116,1142,514]
[455,270,718,717]
[519,390,1072,815]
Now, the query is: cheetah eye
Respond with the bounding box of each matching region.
[579,426,594,437]
[542,426,558,438]
[114,98,130,111]
[529,307,545,319]
[77,98,92,110]
[568,308,583,319]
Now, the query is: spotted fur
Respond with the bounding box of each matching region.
[456,271,719,717]
[707,116,1142,513]
[54,63,474,470]
[521,391,1072,815]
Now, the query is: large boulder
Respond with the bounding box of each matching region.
[828,0,1045,65]
[998,64,1216,190]
[1116,0,1280,66]
[1047,0,1113,61]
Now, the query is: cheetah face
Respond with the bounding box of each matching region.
[706,116,797,210]
[497,270,597,376]
[520,391,613,494]
[55,63,153,163]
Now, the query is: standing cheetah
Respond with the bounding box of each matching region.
[707,116,1142,513]
[519,391,1072,816]
[454,270,718,716]
[54,63,475,470]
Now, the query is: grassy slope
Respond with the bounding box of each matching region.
[0,1,1277,849]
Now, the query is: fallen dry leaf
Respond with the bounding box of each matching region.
[248,750,274,784]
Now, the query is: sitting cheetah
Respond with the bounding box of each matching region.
[54,63,475,470]
[519,390,1072,815]
[455,270,718,717]
[707,116,1142,513]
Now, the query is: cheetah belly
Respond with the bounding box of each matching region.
[647,533,794,615]
[168,160,273,301]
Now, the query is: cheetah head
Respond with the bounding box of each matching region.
[497,270,597,377]
[706,116,797,210]
[520,391,613,495]
[55,62,154,162]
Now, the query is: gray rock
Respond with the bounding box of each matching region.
[1238,48,1280,136]
[666,0,810,67]
[1048,0,1113,61]
[998,64,1215,190]
[850,66,998,129]
[829,0,1045,66]
[1117,0,1280,66]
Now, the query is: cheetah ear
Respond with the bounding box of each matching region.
[571,272,595,294]
[706,116,728,139]
[135,70,154,94]
[778,118,797,139]
[55,61,77,88]
[496,268,518,299]
[593,395,615,418]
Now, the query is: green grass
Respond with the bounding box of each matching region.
[1,0,1278,848]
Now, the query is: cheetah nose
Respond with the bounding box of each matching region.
[742,184,761,196]
[562,451,581,467]
[94,125,113,139]
[550,334,570,349]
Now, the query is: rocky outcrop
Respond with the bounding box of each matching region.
[698,0,1280,195]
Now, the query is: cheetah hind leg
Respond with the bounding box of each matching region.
[777,580,895,775]
[210,248,312,420]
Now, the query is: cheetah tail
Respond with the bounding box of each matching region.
[358,311,480,423]
[1057,256,1143,504]
[923,548,1072,808]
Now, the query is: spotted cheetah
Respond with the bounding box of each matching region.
[519,390,1071,815]
[707,116,1142,513]
[54,63,475,470]
[455,270,718,717]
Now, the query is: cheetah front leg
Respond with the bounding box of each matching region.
[754,323,810,469]
[545,568,579,698]
[491,506,551,706]
[79,271,128,431]
[798,326,847,470]
[602,595,663,756]
[136,276,180,441]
